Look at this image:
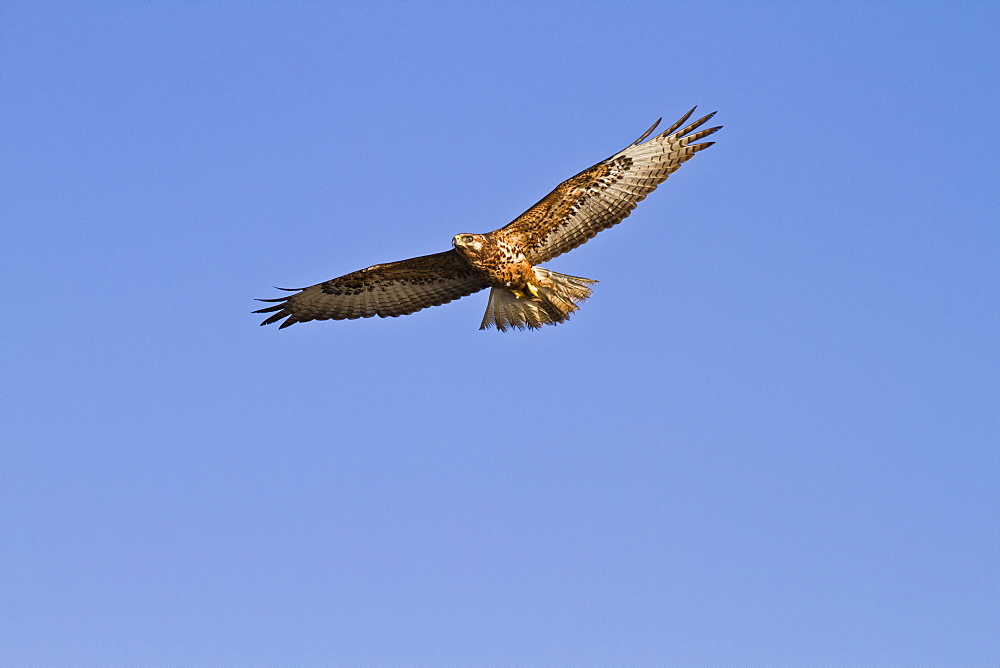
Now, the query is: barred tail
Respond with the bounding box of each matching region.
[479,268,597,332]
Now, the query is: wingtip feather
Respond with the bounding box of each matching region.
[259,310,292,326]
[631,117,662,146]
[676,111,719,138]
[684,125,723,144]
[659,107,697,138]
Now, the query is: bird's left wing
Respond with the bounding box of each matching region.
[255,249,488,328]
[496,108,721,265]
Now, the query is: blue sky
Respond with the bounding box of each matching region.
[5,2,997,665]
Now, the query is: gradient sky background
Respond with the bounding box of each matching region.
[5,2,997,665]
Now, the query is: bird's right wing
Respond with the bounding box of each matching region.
[255,250,488,328]
[495,108,721,264]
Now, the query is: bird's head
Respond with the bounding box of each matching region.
[452,233,485,256]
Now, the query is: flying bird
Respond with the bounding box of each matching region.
[256,107,720,332]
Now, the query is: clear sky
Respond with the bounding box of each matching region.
[5,2,997,665]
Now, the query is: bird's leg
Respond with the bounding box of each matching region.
[509,282,542,301]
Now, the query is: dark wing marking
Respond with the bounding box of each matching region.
[254,250,488,328]
[494,108,721,264]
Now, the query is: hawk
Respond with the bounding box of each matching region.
[256,108,720,332]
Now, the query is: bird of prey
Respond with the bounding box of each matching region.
[255,107,720,332]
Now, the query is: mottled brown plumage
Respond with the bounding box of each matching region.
[256,250,486,328]
[255,107,720,331]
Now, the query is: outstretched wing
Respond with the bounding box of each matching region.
[254,250,488,328]
[495,108,721,264]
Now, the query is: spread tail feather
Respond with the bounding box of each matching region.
[480,268,597,332]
